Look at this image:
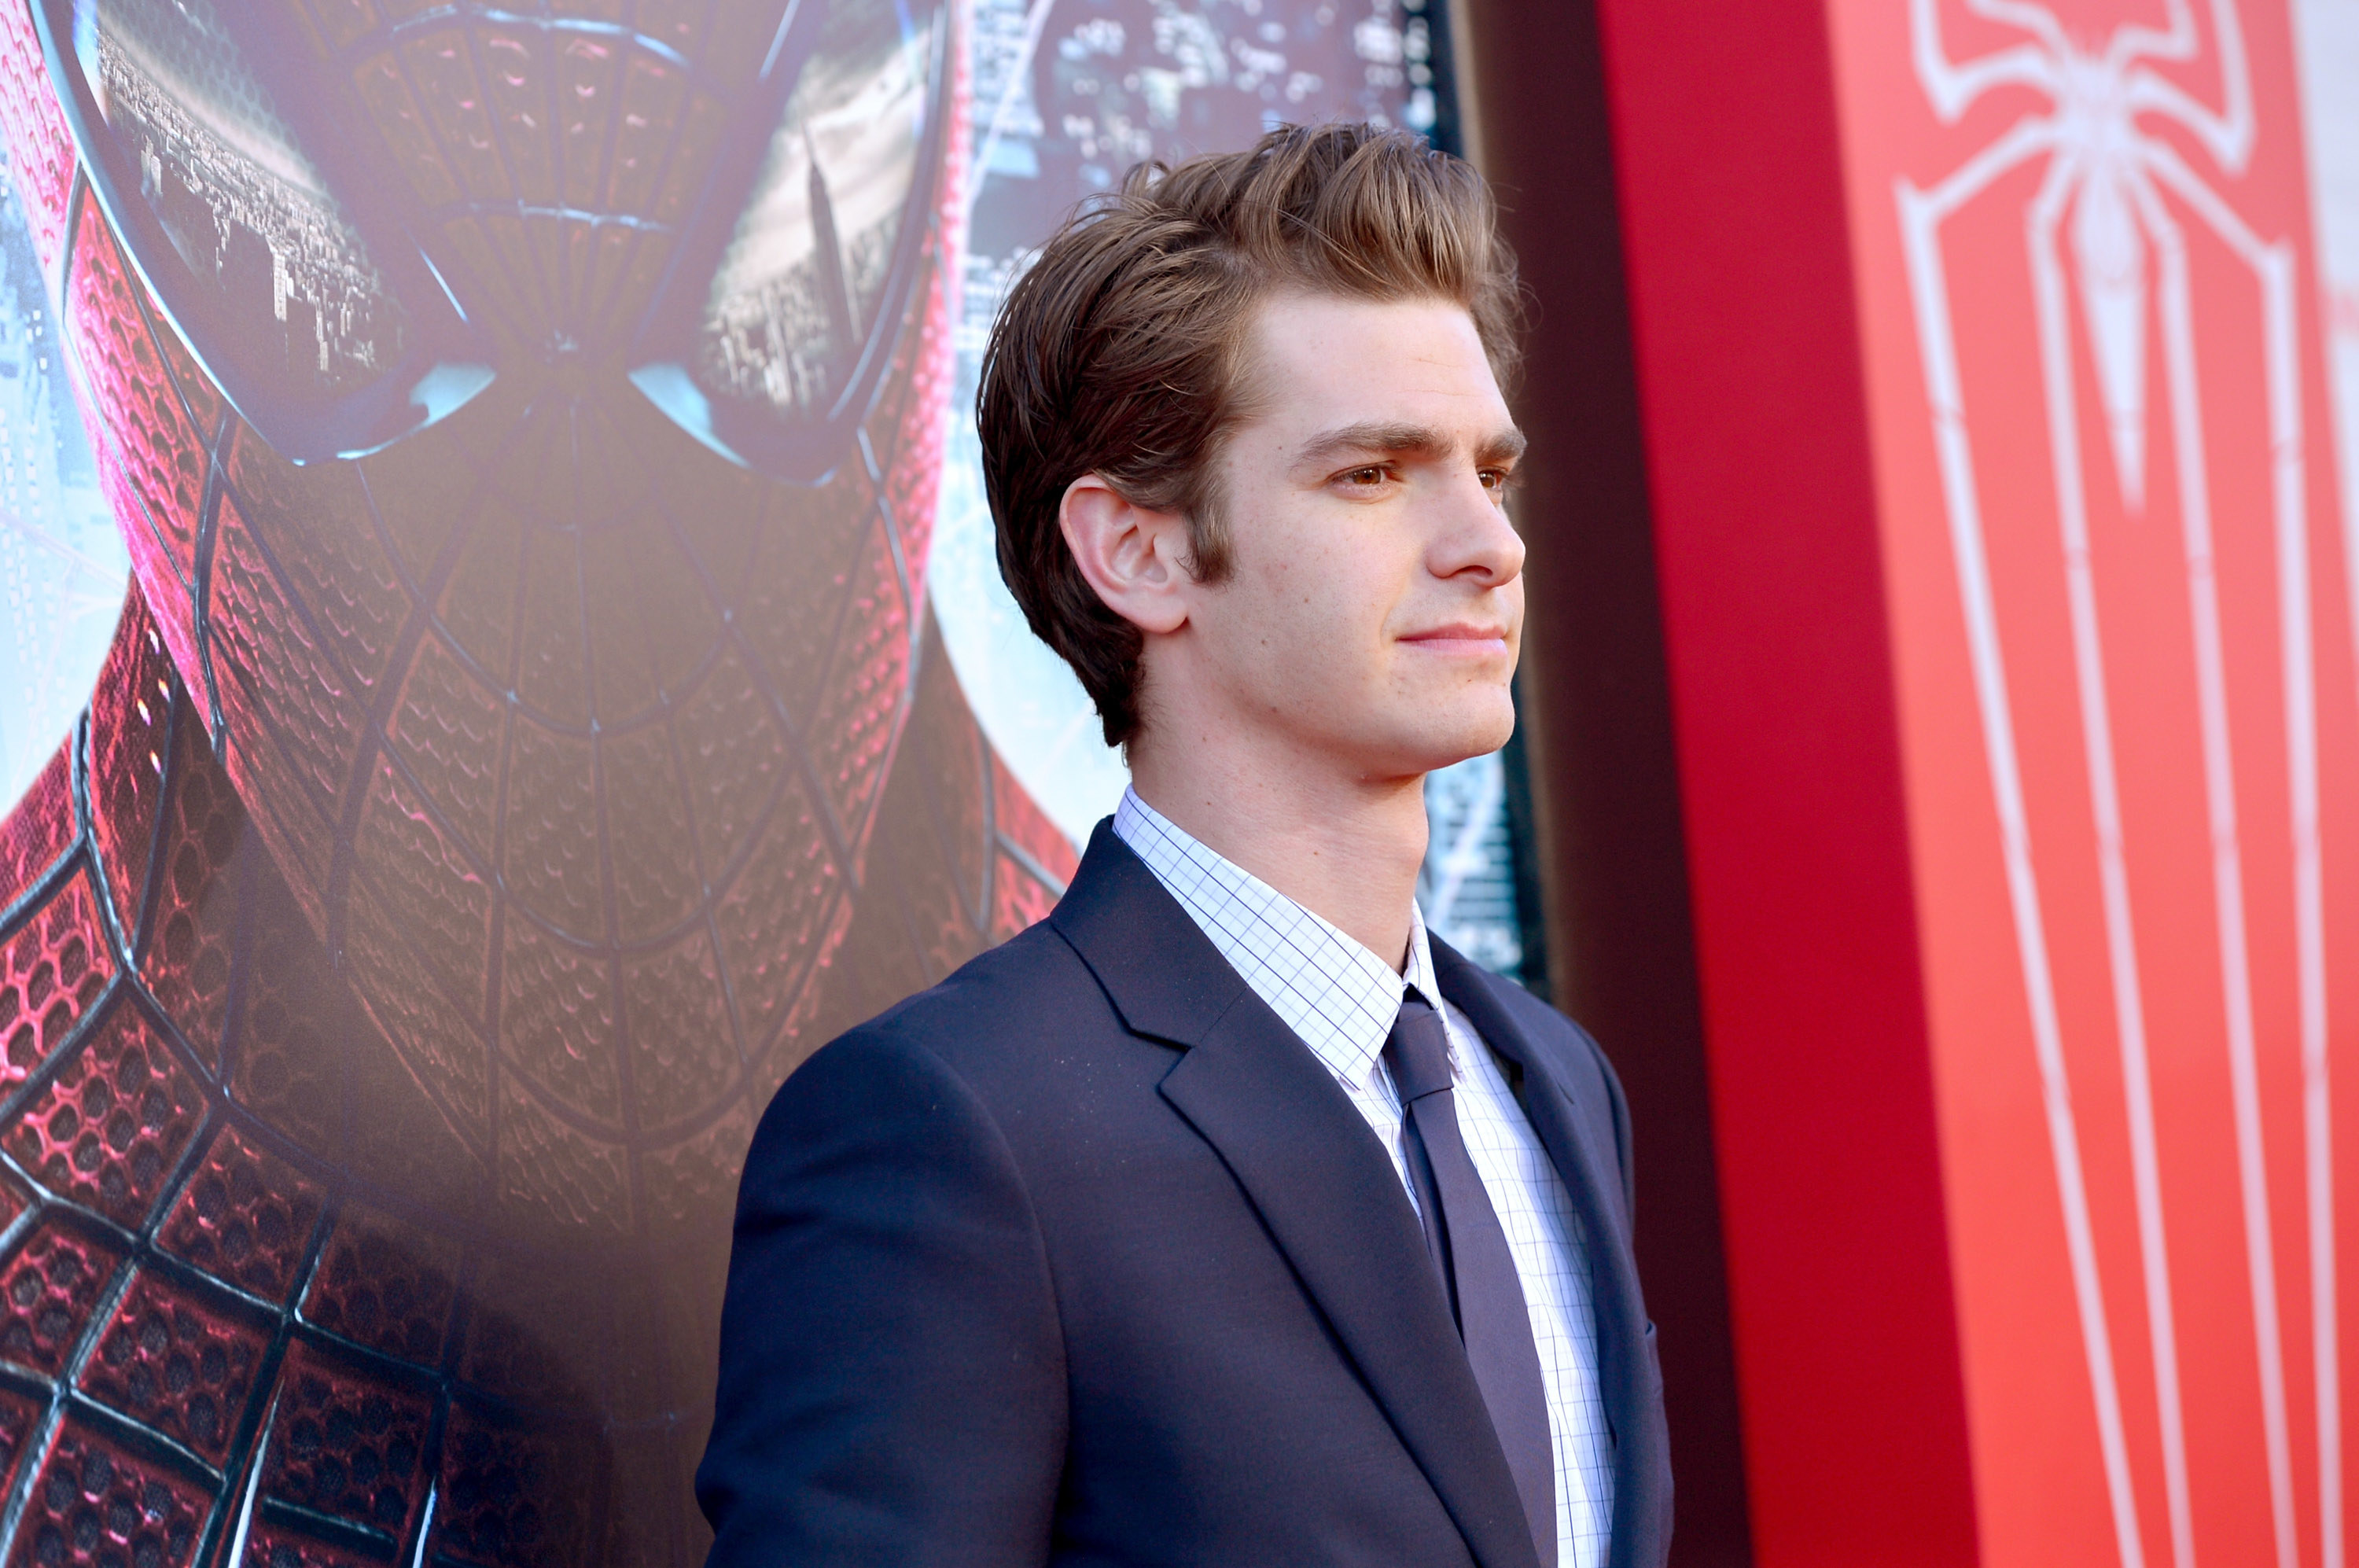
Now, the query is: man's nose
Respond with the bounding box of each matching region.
[1430,469,1526,583]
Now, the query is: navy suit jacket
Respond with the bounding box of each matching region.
[697,823,1673,1567]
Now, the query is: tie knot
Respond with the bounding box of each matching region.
[1383,991,1455,1102]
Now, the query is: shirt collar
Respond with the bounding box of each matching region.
[1111,786,1440,1093]
[1402,896,1440,1006]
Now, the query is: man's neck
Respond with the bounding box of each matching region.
[1126,740,1429,973]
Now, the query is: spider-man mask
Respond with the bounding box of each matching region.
[16,0,971,1240]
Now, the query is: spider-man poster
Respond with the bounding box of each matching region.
[0,2,1500,1566]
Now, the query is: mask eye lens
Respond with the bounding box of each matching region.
[695,0,943,425]
[72,0,408,400]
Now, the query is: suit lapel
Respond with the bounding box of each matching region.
[1432,940,1673,1568]
[1051,827,1541,1568]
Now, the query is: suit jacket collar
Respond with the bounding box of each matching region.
[1047,821,1250,1047]
[1111,785,1411,1093]
[1051,824,1543,1568]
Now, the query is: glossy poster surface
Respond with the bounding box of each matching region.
[0,2,1452,1566]
[1827,1,2359,1562]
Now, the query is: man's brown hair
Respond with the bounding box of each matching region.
[977,122,1522,747]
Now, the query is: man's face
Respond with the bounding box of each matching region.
[1181,291,1526,782]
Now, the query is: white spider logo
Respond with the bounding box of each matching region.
[1897,3,2331,1567]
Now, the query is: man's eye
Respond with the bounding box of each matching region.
[1339,466,1387,486]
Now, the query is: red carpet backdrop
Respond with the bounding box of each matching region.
[0,2,1453,1566]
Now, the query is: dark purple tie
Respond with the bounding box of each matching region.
[1386,989,1559,1568]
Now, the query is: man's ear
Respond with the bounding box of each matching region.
[1059,474,1194,635]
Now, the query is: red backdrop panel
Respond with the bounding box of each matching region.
[1588,0,1980,1560]
[1595,0,2359,1562]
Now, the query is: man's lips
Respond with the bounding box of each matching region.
[1398,624,1512,652]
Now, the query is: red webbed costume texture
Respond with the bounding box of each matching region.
[0,2,1075,1565]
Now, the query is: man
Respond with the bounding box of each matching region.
[697,123,1672,1568]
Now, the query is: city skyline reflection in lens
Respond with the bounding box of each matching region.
[698,0,938,424]
[73,0,405,399]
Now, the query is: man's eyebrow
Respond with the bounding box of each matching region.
[1475,427,1529,467]
[1294,421,1529,468]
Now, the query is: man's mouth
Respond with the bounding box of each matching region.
[1398,624,1512,654]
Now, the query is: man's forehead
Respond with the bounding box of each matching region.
[1246,290,1490,366]
[1241,293,1511,440]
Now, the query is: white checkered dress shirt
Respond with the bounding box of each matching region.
[1113,788,1617,1567]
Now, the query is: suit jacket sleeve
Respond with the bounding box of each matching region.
[696,1025,1069,1568]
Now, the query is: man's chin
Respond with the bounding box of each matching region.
[1375,709,1518,779]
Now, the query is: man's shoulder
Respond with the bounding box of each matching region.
[794,918,1128,1101]
[889,914,1105,1025]
[740,915,1172,1198]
